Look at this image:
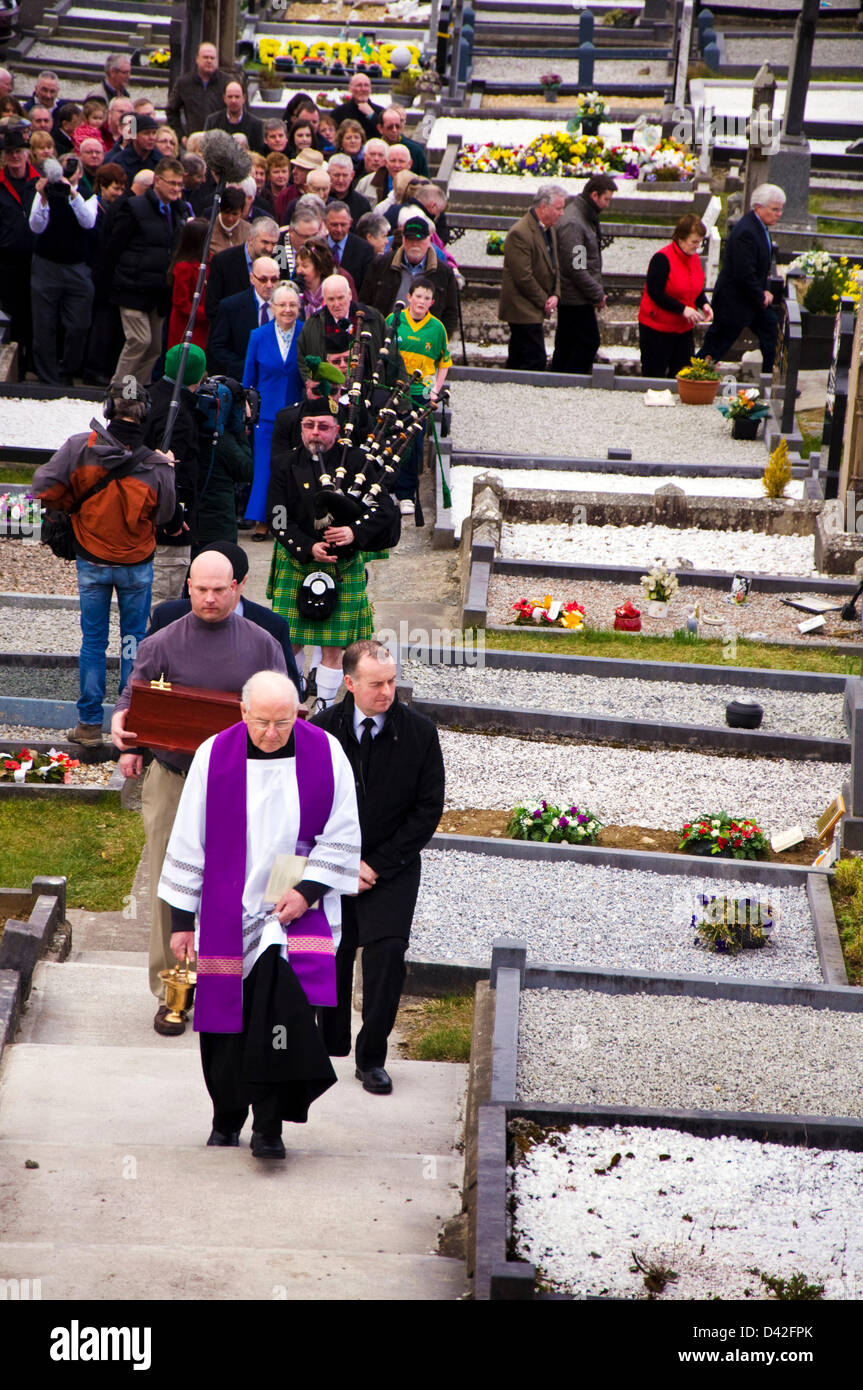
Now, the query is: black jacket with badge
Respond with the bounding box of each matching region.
[267,441,399,563]
[104,187,190,315]
[311,691,445,943]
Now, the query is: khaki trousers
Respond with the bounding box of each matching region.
[149,544,191,614]
[141,759,187,1000]
[114,306,164,388]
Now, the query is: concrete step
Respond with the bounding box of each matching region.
[0,1241,466,1301]
[0,955,468,1299]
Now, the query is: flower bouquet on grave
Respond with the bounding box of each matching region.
[717,388,770,440]
[691,892,777,954]
[613,599,641,631]
[486,230,505,256]
[638,139,696,183]
[678,813,770,861]
[1,493,40,536]
[506,799,603,845]
[511,595,585,629]
[787,252,863,314]
[568,92,606,135]
[0,747,81,785]
[640,562,677,616]
[147,48,171,66]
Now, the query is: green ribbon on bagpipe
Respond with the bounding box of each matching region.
[429,416,452,509]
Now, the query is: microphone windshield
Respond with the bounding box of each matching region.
[200,129,252,184]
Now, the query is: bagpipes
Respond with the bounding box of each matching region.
[312,301,449,529]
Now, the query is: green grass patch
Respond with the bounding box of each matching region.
[0,468,36,484]
[829,857,863,987]
[0,800,143,912]
[484,626,860,676]
[401,993,474,1062]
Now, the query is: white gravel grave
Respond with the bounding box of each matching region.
[0,604,119,655]
[518,991,863,1117]
[405,661,844,739]
[448,382,768,467]
[449,465,803,539]
[454,228,669,276]
[411,851,821,982]
[510,1124,863,1300]
[471,58,669,83]
[2,397,101,450]
[437,730,845,833]
[501,521,818,576]
[695,80,863,126]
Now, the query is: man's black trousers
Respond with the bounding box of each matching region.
[550,304,601,375]
[318,909,407,1070]
[506,321,547,372]
[700,304,778,374]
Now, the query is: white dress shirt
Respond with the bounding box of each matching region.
[29,188,98,234]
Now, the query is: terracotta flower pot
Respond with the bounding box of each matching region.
[676,375,720,405]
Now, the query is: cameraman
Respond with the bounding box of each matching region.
[29,153,96,385]
[194,375,255,548]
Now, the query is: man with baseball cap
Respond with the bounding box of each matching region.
[107,113,162,182]
[360,213,458,336]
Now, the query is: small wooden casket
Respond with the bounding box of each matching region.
[127,679,242,754]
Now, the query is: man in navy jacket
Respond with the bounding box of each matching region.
[700,184,785,373]
[207,255,281,379]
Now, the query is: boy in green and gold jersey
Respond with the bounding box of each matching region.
[386,277,452,516]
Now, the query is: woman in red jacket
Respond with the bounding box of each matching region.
[167,218,210,352]
[638,213,713,379]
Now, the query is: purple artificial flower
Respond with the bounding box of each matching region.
[533,810,543,819]
[559,815,570,828]
[578,814,588,824]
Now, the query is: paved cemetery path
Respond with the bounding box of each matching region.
[0,855,468,1301]
[241,468,462,642]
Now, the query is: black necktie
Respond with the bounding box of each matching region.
[359,716,374,782]
[260,302,269,326]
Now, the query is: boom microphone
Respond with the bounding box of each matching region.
[200,129,252,185]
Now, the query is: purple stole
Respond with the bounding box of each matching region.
[195,718,337,1033]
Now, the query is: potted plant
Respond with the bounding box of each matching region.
[716,387,770,440]
[787,253,863,369]
[486,230,505,256]
[257,65,284,101]
[539,71,562,103]
[676,356,721,405]
[572,90,606,135]
[640,561,677,616]
[691,893,776,954]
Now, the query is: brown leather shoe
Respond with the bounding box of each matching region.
[67,722,103,747]
[154,1004,185,1036]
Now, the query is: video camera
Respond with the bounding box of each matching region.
[44,155,81,199]
[195,376,260,442]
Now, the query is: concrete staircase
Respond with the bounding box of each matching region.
[0,917,468,1300]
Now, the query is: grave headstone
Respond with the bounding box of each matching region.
[838,298,863,507]
[767,0,818,232]
[823,298,857,501]
[741,63,777,218]
[842,677,863,850]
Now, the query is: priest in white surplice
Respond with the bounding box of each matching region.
[158,669,361,1160]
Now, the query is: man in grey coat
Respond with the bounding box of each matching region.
[551,173,616,376]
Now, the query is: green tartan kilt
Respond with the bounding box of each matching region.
[267,542,375,648]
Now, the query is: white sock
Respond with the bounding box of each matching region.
[310,646,322,668]
[316,665,342,704]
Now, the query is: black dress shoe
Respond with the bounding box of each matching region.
[206,1128,240,1147]
[355,1065,392,1095]
[250,1131,286,1159]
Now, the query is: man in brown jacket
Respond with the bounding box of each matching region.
[498,183,566,371]
[32,385,177,746]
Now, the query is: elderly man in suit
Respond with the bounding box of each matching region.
[205,217,279,323]
[498,182,566,372]
[699,183,785,375]
[208,255,281,380]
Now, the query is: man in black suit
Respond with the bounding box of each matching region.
[323,201,374,289]
[332,72,384,141]
[148,541,303,695]
[700,183,785,374]
[204,80,265,155]
[313,639,445,1095]
[205,217,279,323]
[208,255,281,379]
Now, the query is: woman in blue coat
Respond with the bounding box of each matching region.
[243,280,303,538]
